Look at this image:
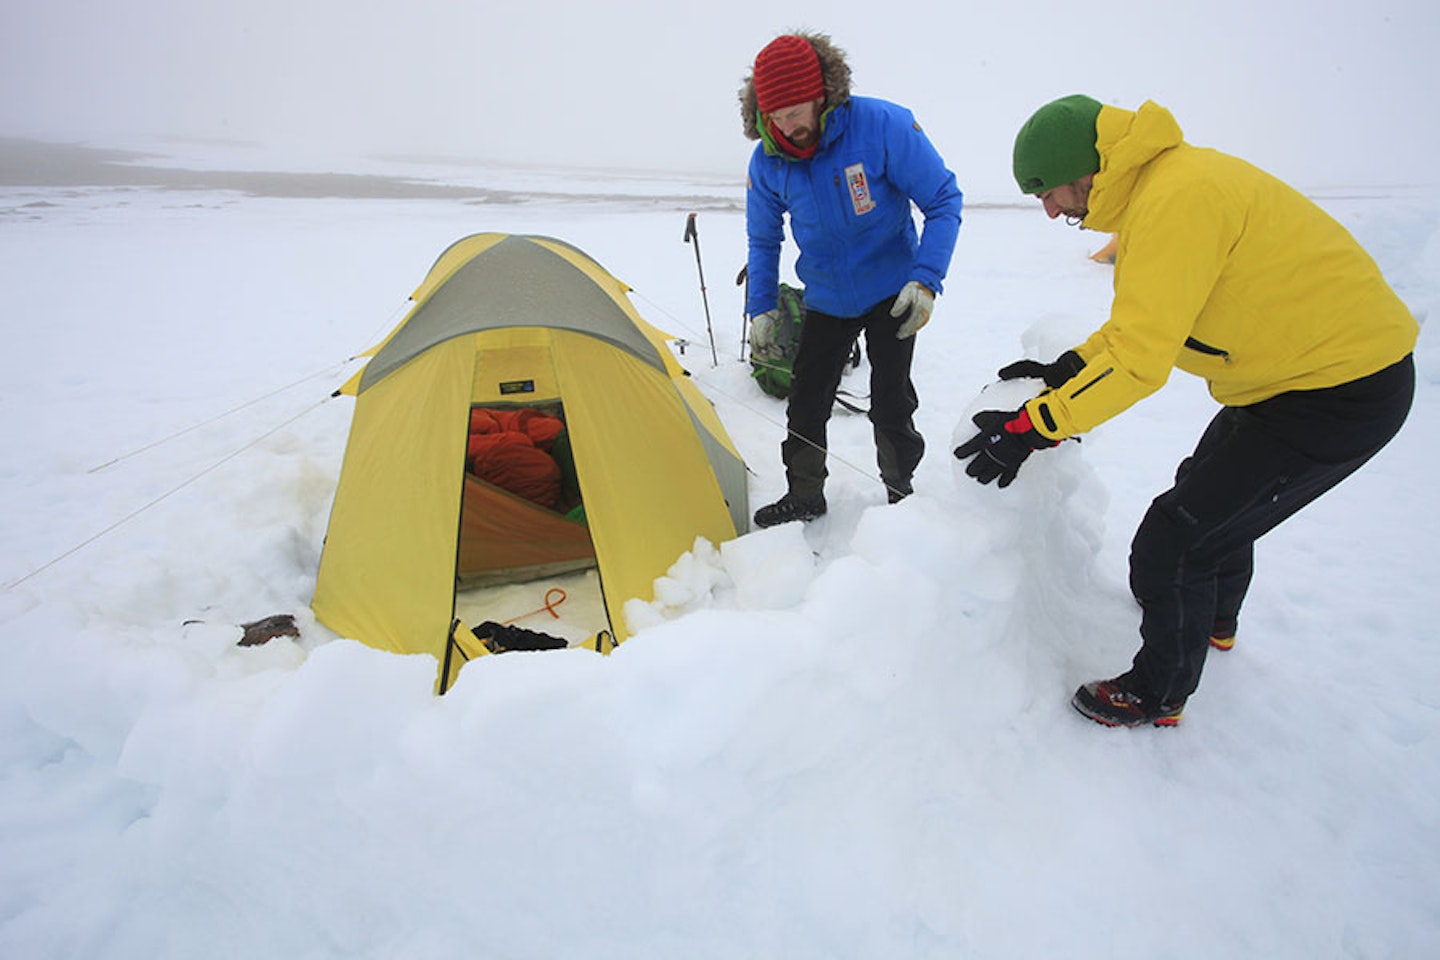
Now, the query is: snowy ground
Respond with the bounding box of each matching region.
[2,141,1438,959]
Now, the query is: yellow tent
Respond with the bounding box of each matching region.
[1089,235,1118,264]
[312,233,748,691]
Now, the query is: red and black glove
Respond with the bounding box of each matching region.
[996,350,1085,389]
[953,408,1057,488]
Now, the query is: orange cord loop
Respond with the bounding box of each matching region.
[501,587,568,625]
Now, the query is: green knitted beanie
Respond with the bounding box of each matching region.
[1013,94,1103,195]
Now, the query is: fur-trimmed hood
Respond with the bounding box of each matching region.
[739,32,852,141]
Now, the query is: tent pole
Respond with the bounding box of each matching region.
[439,619,460,695]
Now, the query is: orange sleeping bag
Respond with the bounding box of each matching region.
[466,408,566,509]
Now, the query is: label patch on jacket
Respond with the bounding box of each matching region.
[844,163,875,216]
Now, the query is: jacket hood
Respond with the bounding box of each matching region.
[739,32,852,141]
[1085,100,1185,232]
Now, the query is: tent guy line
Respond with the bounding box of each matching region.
[626,285,907,496]
[677,358,903,498]
[3,395,335,593]
[87,358,356,474]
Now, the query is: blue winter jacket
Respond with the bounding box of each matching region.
[745,96,963,319]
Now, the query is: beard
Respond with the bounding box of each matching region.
[787,125,819,149]
[1062,182,1092,225]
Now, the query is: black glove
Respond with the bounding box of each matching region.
[953,409,1057,488]
[997,350,1085,389]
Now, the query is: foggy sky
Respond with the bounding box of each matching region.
[2,0,1437,199]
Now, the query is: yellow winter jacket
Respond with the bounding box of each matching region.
[1026,101,1418,442]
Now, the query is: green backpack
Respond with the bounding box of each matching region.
[749,283,806,399]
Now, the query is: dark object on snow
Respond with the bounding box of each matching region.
[473,620,570,654]
[239,614,300,647]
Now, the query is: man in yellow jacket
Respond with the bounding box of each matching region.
[955,95,1417,727]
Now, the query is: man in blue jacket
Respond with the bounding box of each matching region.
[740,32,963,527]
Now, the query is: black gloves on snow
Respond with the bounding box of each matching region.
[996,350,1085,389]
[953,409,1057,488]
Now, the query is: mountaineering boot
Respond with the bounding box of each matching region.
[1209,617,1238,651]
[753,491,827,528]
[1072,672,1186,727]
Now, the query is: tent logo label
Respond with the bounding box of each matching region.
[499,379,536,395]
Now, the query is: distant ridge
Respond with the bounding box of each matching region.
[0,137,741,209]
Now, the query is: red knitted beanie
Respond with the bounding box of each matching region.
[753,35,824,114]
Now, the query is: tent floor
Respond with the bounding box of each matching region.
[454,567,610,648]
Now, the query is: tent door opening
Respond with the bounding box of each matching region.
[452,401,609,650]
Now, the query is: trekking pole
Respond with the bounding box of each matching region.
[736,262,749,361]
[682,212,719,366]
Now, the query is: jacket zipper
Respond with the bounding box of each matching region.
[1184,336,1231,361]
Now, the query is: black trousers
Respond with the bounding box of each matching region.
[1127,355,1415,704]
[781,295,924,498]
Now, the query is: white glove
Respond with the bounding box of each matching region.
[749,308,783,360]
[891,281,934,339]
